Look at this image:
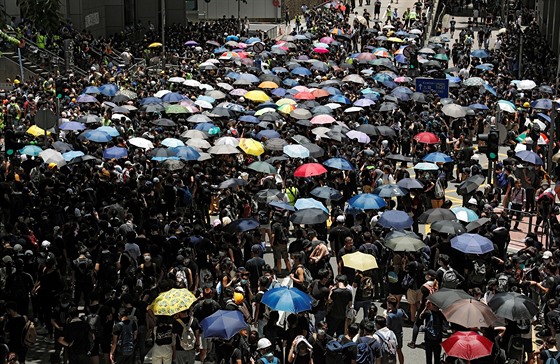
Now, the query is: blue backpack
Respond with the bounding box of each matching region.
[545,350,560,364]
[326,339,357,364]
[116,321,135,356]
[356,337,377,364]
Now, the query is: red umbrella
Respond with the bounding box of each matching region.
[294,163,327,177]
[442,331,493,361]
[294,92,316,100]
[414,132,440,144]
[312,89,330,98]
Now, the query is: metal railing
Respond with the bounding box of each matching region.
[503,207,553,251]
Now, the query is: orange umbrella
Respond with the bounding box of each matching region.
[259,81,279,89]
[312,89,330,98]
[294,92,315,100]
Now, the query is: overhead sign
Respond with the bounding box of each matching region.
[35,109,57,130]
[415,77,449,98]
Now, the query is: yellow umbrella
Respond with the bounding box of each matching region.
[27,125,51,137]
[276,98,297,106]
[277,103,296,114]
[148,42,163,48]
[254,107,276,116]
[342,251,378,271]
[150,288,197,316]
[244,90,271,103]
[387,37,404,43]
[239,138,265,156]
[258,81,279,89]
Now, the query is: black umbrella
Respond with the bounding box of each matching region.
[218,178,248,189]
[397,178,423,189]
[290,208,329,224]
[265,138,288,151]
[428,288,474,309]
[376,125,396,137]
[211,107,232,118]
[379,102,398,112]
[77,114,102,124]
[224,218,260,233]
[457,175,485,195]
[310,186,343,200]
[292,135,313,144]
[411,92,429,103]
[255,189,283,203]
[112,94,130,103]
[387,154,413,163]
[265,156,289,164]
[300,143,324,158]
[52,141,74,153]
[356,124,379,136]
[418,208,456,224]
[68,155,101,164]
[431,220,466,235]
[466,217,491,232]
[151,118,177,127]
[488,292,539,321]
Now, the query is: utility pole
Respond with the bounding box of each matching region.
[162,0,166,53]
[237,0,241,34]
[548,56,560,175]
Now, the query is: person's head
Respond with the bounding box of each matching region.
[546,336,557,348]
[257,338,272,354]
[363,320,375,334]
[348,323,359,337]
[387,295,398,310]
[318,269,330,283]
[548,298,558,310]
[344,236,353,248]
[374,315,386,329]
[336,274,348,285]
[291,251,304,265]
[5,301,17,315]
[437,254,449,267]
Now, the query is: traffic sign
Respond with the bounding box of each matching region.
[35,109,57,130]
[415,77,449,98]
[204,0,211,3]
[403,45,416,59]
[253,42,265,54]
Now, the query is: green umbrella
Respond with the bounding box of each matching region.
[248,161,277,174]
[165,105,190,114]
[433,53,449,61]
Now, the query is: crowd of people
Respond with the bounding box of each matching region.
[0,0,558,364]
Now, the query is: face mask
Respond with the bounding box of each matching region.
[317,329,326,336]
[219,251,226,257]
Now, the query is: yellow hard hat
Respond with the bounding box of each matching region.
[523,102,530,108]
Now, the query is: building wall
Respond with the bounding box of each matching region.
[196,0,320,21]
[535,0,560,54]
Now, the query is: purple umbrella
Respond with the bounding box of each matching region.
[185,40,199,46]
[229,89,247,96]
[59,121,86,131]
[76,94,98,103]
[354,98,376,107]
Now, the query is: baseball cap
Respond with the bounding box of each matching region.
[336,215,346,222]
[543,251,553,259]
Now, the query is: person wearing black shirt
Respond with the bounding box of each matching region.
[58,307,91,364]
[421,301,445,364]
[3,301,27,364]
[326,275,352,337]
[538,337,559,364]
[191,288,220,363]
[337,237,357,284]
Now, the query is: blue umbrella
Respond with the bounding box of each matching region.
[382,80,398,89]
[140,97,162,105]
[329,95,352,104]
[323,87,342,96]
[96,126,120,137]
[530,98,553,110]
[238,73,260,83]
[99,83,119,97]
[348,193,387,210]
[377,210,413,230]
[484,83,497,96]
[291,67,312,76]
[294,198,328,213]
[269,201,296,211]
[226,71,240,79]
[395,54,408,64]
[246,37,261,44]
[261,286,313,313]
[450,207,479,222]
[271,88,287,97]
[162,92,185,103]
[470,49,490,58]
[173,146,201,161]
[272,67,289,74]
[392,86,413,95]
[323,157,354,170]
[59,121,86,131]
[423,152,453,163]
[469,103,489,110]
[194,123,216,132]
[224,218,260,233]
[256,130,281,140]
[83,130,112,142]
[310,186,343,200]
[19,145,42,156]
[516,150,544,165]
[213,46,228,54]
[372,73,394,82]
[76,94,98,103]
[103,146,128,159]
[62,151,85,161]
[239,115,260,123]
[283,79,299,87]
[200,310,247,340]
[475,64,493,71]
[226,35,239,41]
[83,86,101,94]
[537,113,551,122]
[446,75,462,83]
[450,233,494,254]
[373,184,408,198]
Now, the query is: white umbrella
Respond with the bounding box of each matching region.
[195,100,213,109]
[217,82,234,91]
[111,113,130,121]
[186,138,212,149]
[344,106,364,113]
[517,80,537,90]
[215,137,240,146]
[39,149,66,168]
[183,79,201,87]
[208,145,240,154]
[198,152,212,161]
[169,77,186,83]
[187,114,212,123]
[128,137,154,149]
[154,90,171,98]
[181,130,208,139]
[161,138,185,148]
[283,144,310,158]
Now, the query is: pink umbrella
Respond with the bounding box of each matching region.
[293,86,310,92]
[294,92,315,100]
[237,43,248,48]
[394,76,412,83]
[313,48,329,54]
[356,53,376,62]
[310,114,336,125]
[320,36,335,44]
[275,46,289,51]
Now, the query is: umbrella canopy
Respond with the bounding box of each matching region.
[103,146,128,159]
[450,233,494,254]
[150,288,197,316]
[431,220,466,235]
[442,103,467,118]
[262,286,313,313]
[457,175,485,195]
[323,157,354,171]
[248,161,277,174]
[377,210,413,230]
[374,184,408,198]
[466,217,491,232]
[200,310,247,339]
[294,163,327,177]
[418,208,456,223]
[128,137,155,149]
[294,198,328,213]
[487,292,538,321]
[424,152,453,163]
[174,146,201,161]
[442,299,498,328]
[224,218,260,233]
[245,90,271,102]
[348,193,387,210]
[239,138,265,156]
[342,251,378,271]
[384,231,425,252]
[516,150,544,165]
[428,288,474,309]
[290,208,329,224]
[451,207,479,222]
[397,178,424,190]
[83,130,112,142]
[442,331,493,361]
[284,144,311,159]
[310,186,343,200]
[218,178,248,189]
[414,132,440,144]
[19,145,42,156]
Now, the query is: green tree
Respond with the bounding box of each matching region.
[17,0,62,33]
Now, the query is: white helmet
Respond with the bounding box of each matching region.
[257,338,272,350]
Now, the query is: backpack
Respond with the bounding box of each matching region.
[298,264,313,292]
[154,324,173,346]
[438,267,460,288]
[434,178,445,199]
[127,307,138,332]
[85,313,103,342]
[171,266,190,288]
[359,275,374,299]
[496,172,508,189]
[550,310,560,332]
[326,339,357,364]
[356,337,377,364]
[258,210,270,225]
[177,317,197,351]
[469,261,486,286]
[258,356,279,364]
[22,316,37,347]
[544,350,560,364]
[116,321,135,356]
[374,330,397,364]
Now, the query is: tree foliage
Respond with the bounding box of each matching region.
[17,0,62,33]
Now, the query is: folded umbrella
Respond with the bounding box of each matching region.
[200,310,247,339]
